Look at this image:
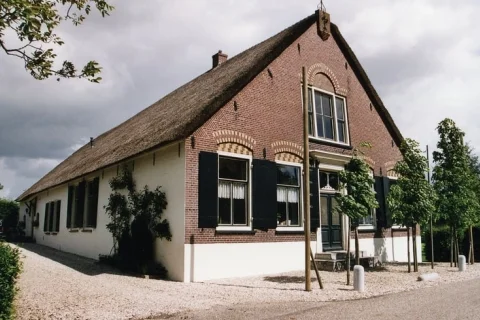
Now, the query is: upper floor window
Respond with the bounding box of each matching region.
[308,87,348,144]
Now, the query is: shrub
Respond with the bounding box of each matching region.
[424,225,466,262]
[0,242,22,320]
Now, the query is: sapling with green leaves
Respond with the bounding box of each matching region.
[432,119,479,267]
[387,138,437,272]
[0,0,114,82]
[334,143,378,285]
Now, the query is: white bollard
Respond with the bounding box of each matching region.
[459,255,466,272]
[353,265,365,292]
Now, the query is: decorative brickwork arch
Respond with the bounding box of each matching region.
[306,63,348,96]
[213,130,255,155]
[359,156,375,169]
[272,141,303,163]
[218,142,252,156]
[384,161,399,178]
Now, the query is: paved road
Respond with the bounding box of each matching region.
[163,278,480,320]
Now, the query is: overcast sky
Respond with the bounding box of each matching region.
[1,0,479,199]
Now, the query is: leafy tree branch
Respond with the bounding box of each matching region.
[0,0,114,82]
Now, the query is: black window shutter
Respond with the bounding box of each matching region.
[252,159,277,230]
[198,152,218,228]
[44,202,49,232]
[55,200,61,232]
[87,177,99,228]
[76,181,86,228]
[67,186,73,228]
[374,176,385,228]
[382,177,392,227]
[310,166,320,232]
[49,201,55,232]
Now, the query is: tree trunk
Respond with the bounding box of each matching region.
[470,227,475,264]
[450,226,453,267]
[355,226,360,266]
[430,213,434,269]
[469,226,473,265]
[455,230,460,266]
[346,220,351,285]
[413,224,418,272]
[407,226,411,273]
[453,227,457,267]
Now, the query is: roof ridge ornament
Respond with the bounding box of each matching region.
[316,1,331,41]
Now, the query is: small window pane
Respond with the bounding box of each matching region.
[277,201,287,225]
[324,117,334,139]
[233,198,246,225]
[316,114,324,137]
[277,165,300,186]
[320,172,328,189]
[219,198,231,225]
[329,173,339,190]
[219,158,247,180]
[335,98,345,120]
[288,202,300,226]
[331,198,340,225]
[338,120,346,143]
[314,92,323,115]
[320,197,328,226]
[321,94,333,117]
[308,88,313,112]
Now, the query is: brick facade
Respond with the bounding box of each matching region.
[184,23,402,245]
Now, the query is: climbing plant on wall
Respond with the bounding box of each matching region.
[104,166,171,275]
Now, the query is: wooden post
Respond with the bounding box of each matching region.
[426,145,434,269]
[407,226,411,273]
[302,66,311,292]
[310,248,323,289]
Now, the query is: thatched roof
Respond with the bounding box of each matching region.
[17,13,403,201]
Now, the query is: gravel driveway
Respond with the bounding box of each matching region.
[14,243,480,320]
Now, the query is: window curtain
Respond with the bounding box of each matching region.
[219,181,246,199]
[277,187,299,203]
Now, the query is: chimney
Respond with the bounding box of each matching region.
[212,50,228,68]
[316,7,331,41]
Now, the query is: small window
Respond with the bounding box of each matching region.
[67,178,99,229]
[218,157,249,226]
[319,171,339,191]
[44,200,61,233]
[277,165,301,227]
[305,87,348,144]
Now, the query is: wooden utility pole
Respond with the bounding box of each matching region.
[302,66,311,292]
[426,144,434,269]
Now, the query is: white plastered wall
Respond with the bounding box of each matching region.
[358,235,422,263]
[21,142,186,281]
[184,241,316,282]
[130,143,186,281]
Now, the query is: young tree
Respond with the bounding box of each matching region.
[433,119,479,267]
[466,146,480,264]
[335,145,378,285]
[0,0,113,82]
[387,138,437,272]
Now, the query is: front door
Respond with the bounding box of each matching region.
[320,194,342,251]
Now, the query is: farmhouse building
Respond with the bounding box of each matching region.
[17,10,421,282]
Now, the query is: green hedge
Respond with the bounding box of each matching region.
[0,242,21,320]
[424,226,480,262]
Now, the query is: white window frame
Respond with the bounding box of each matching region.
[307,86,350,146]
[45,200,60,234]
[216,151,253,232]
[275,160,304,232]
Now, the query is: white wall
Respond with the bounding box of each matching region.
[32,179,114,260]
[358,236,422,263]
[131,143,186,281]
[22,142,186,281]
[184,241,316,282]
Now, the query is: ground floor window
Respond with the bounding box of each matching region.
[277,164,301,226]
[218,157,249,226]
